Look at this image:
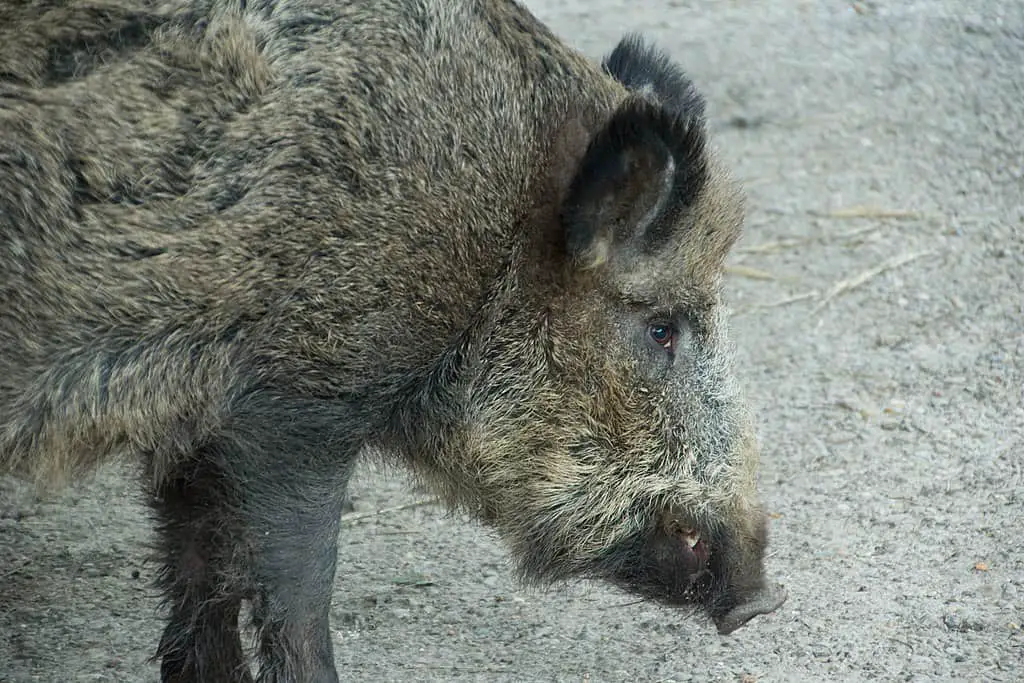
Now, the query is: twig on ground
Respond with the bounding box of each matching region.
[410,665,513,673]
[340,498,440,526]
[724,264,783,281]
[760,291,820,308]
[815,206,922,220]
[597,599,646,610]
[831,224,885,244]
[0,557,31,580]
[736,237,806,254]
[734,291,820,317]
[737,224,884,255]
[810,250,936,316]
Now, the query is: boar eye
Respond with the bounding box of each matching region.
[648,322,675,351]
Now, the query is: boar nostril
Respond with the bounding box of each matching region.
[678,526,700,549]
[663,517,710,567]
[663,516,700,547]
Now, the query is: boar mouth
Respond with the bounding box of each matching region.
[595,517,715,608]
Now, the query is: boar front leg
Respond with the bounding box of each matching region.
[152,462,255,683]
[150,393,357,683]
[245,464,347,683]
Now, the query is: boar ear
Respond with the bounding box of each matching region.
[560,99,707,270]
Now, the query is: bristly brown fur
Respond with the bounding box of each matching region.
[0,1,781,680]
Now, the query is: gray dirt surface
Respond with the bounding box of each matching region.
[1,1,1022,681]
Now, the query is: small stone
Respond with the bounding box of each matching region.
[911,655,934,670]
[943,613,985,632]
[879,417,902,431]
[728,115,766,129]
[963,19,991,35]
[883,399,906,415]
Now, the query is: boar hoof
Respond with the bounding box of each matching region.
[713,582,788,635]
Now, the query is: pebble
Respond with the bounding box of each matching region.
[943,613,986,632]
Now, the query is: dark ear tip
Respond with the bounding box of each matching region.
[602,34,707,123]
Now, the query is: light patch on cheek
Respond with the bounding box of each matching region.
[578,238,610,270]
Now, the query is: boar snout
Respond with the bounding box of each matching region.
[707,508,788,635]
[712,581,788,635]
[603,504,786,634]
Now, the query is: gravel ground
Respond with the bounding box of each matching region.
[1,1,1022,681]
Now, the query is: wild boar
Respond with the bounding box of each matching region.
[0,0,787,680]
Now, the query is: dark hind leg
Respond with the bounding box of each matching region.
[150,392,357,683]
